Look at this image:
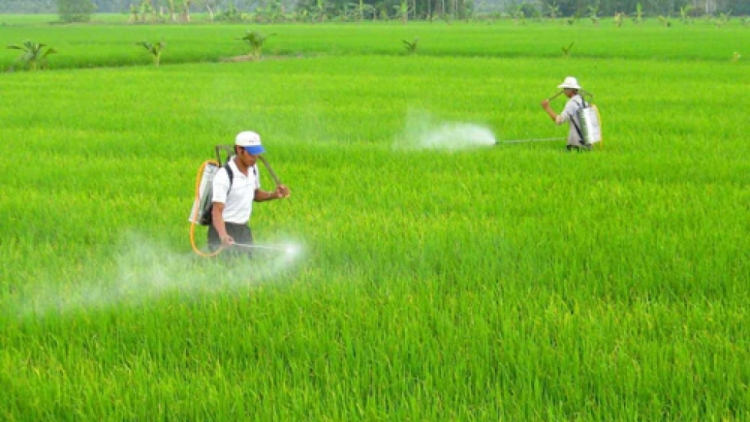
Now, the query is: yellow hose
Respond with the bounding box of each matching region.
[189,160,224,257]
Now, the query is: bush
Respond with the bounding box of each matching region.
[57,0,95,23]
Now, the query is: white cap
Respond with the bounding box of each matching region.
[557,76,582,90]
[235,131,265,155]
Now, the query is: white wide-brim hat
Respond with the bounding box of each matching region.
[557,76,582,90]
[235,130,265,155]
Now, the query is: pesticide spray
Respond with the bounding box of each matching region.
[393,110,496,152]
[11,233,306,319]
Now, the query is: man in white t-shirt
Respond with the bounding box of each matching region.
[541,76,590,151]
[208,131,290,252]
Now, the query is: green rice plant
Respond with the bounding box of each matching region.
[402,37,419,54]
[731,51,741,62]
[2,21,750,420]
[1,20,748,70]
[238,30,275,59]
[135,40,166,66]
[658,15,671,27]
[6,40,56,71]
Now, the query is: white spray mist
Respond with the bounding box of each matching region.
[393,109,496,152]
[12,233,306,319]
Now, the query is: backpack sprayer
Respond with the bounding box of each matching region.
[575,90,603,146]
[188,145,283,257]
[496,90,603,146]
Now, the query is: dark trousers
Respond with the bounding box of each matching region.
[208,223,254,254]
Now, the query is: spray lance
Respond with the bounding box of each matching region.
[493,90,565,145]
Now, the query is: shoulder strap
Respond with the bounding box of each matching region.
[224,163,234,194]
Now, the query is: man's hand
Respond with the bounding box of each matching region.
[221,234,234,247]
[276,184,291,199]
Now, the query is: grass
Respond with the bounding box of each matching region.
[1,17,749,420]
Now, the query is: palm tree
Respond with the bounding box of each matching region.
[394,0,410,24]
[7,40,56,71]
[314,0,328,22]
[588,4,599,26]
[546,2,559,20]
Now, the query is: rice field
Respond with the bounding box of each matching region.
[1,15,749,420]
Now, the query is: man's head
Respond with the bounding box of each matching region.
[234,131,265,167]
[557,76,581,97]
[235,131,265,156]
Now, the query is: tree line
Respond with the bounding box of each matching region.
[0,0,746,21]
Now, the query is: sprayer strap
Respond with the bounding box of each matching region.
[224,163,234,195]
